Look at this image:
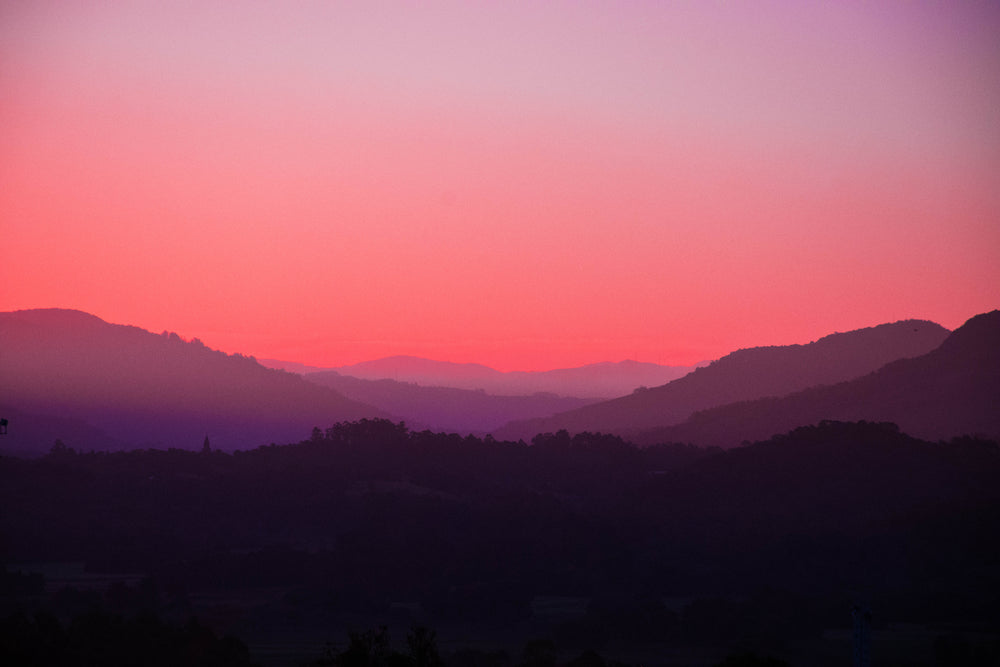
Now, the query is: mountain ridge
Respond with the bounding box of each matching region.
[493,318,951,441]
[0,308,388,453]
[631,310,1000,447]
[302,370,599,435]
[320,355,700,398]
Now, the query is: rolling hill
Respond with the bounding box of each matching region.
[493,318,950,441]
[303,371,598,435]
[328,356,698,398]
[0,309,387,453]
[633,310,1000,447]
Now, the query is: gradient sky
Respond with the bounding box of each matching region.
[2,1,998,371]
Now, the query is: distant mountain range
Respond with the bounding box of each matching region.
[633,310,1000,447]
[0,309,386,454]
[302,371,598,435]
[493,319,951,441]
[3,307,994,454]
[282,356,702,399]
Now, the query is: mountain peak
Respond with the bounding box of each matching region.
[3,308,109,327]
[1,309,386,453]
[934,310,1000,359]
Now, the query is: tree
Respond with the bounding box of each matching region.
[49,439,75,457]
[407,626,442,667]
[337,626,392,667]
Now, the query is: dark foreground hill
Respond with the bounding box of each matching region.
[1,419,997,665]
[494,319,950,441]
[636,309,1000,447]
[303,371,598,435]
[0,309,386,453]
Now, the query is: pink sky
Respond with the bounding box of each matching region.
[2,1,998,371]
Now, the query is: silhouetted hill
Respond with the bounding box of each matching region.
[0,309,386,453]
[333,356,697,398]
[635,310,1000,447]
[494,319,950,441]
[0,404,122,458]
[630,420,1000,591]
[257,358,330,374]
[506,359,703,398]
[335,355,501,385]
[2,419,996,656]
[303,371,597,435]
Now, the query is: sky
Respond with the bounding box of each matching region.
[2,1,998,371]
